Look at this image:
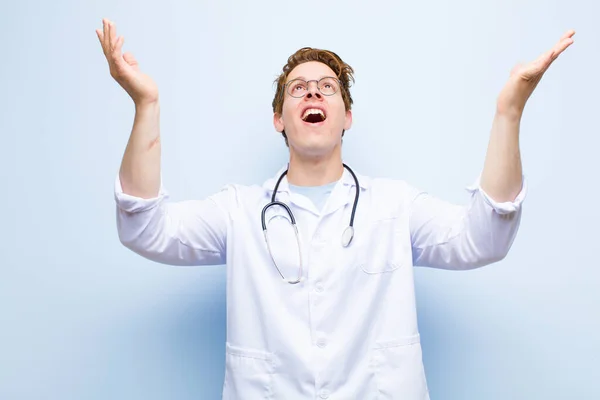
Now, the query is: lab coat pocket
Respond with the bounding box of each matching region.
[357,218,406,274]
[224,342,275,400]
[371,334,429,400]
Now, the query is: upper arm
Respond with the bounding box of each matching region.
[114,177,234,266]
[407,179,526,270]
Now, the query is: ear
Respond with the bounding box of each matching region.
[344,109,353,131]
[273,113,285,133]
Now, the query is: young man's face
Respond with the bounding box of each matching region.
[274,61,352,159]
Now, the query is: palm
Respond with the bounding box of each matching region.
[498,30,575,114]
[519,31,573,78]
[96,19,159,105]
[120,55,158,98]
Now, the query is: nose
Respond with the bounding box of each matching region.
[305,80,322,100]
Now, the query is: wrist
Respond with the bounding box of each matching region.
[495,102,524,121]
[496,78,530,120]
[134,98,160,112]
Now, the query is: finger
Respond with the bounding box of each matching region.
[115,35,124,54]
[123,51,140,71]
[123,52,136,65]
[108,21,118,49]
[110,36,125,70]
[556,36,574,55]
[548,38,574,64]
[537,33,574,68]
[102,19,110,51]
[517,50,551,81]
[95,29,106,55]
[549,30,575,58]
[114,36,125,61]
[532,49,553,69]
[517,31,575,81]
[560,29,576,41]
[105,19,116,52]
[107,20,114,51]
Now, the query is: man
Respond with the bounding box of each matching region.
[97,19,574,399]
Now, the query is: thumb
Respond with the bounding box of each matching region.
[510,62,524,76]
[123,52,140,69]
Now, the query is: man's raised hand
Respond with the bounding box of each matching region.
[96,19,159,106]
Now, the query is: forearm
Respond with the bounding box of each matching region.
[479,109,523,203]
[119,101,161,198]
[479,29,575,203]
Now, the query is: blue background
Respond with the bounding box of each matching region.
[1,0,598,398]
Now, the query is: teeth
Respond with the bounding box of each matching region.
[302,108,325,120]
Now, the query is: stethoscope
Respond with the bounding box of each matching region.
[261,163,360,284]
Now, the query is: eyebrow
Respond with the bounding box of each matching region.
[286,75,330,82]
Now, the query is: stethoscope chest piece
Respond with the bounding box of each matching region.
[341,226,354,247]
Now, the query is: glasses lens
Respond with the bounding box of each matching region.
[319,77,339,95]
[287,79,307,98]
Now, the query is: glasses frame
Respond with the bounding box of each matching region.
[283,76,342,99]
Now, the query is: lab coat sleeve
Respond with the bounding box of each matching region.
[114,175,232,266]
[408,176,527,270]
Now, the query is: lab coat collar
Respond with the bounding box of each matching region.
[262,163,370,195]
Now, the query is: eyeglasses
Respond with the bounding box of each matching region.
[284,76,341,98]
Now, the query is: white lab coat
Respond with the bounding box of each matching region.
[114,166,526,400]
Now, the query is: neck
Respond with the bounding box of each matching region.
[287,150,344,187]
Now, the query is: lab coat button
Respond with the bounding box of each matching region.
[319,389,330,399]
[317,337,327,348]
[315,282,324,293]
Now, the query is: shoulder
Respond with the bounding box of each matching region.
[207,182,269,209]
[359,174,421,200]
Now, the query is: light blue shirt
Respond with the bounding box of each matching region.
[288,181,338,212]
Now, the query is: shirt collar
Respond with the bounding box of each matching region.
[262,163,371,194]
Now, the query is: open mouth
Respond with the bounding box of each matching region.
[301,108,327,124]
